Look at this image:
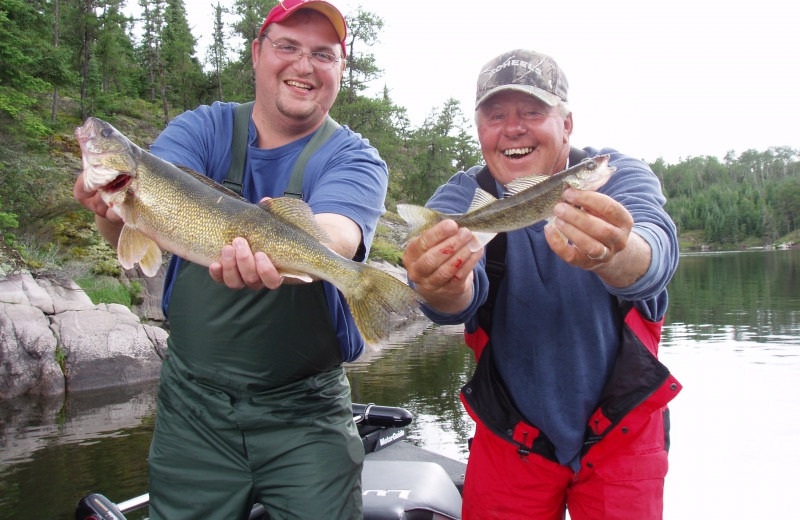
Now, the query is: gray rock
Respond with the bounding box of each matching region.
[0,301,63,398]
[51,304,166,393]
[0,272,166,399]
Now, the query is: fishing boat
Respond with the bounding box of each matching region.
[75,403,465,520]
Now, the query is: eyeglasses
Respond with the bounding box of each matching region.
[264,34,340,70]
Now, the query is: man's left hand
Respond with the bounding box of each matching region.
[545,188,650,288]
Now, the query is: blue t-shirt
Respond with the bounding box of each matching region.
[150,101,388,362]
[420,148,679,469]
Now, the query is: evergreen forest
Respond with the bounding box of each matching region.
[1,0,798,276]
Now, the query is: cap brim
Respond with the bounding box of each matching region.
[269,2,346,43]
[475,85,561,110]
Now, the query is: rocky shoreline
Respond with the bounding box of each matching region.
[0,257,418,400]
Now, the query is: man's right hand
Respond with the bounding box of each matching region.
[73,172,120,222]
[73,172,125,245]
[209,237,285,291]
[402,219,483,315]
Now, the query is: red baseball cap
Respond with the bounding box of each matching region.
[258,0,348,59]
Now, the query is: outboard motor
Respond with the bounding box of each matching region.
[75,493,127,520]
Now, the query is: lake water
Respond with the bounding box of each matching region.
[1,249,798,519]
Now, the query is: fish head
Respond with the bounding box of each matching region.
[75,117,140,203]
[569,154,616,191]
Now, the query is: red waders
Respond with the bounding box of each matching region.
[461,306,681,519]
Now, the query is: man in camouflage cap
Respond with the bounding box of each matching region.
[402,49,680,519]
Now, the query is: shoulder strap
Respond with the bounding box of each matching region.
[223,103,341,200]
[223,101,255,195]
[475,166,505,335]
[474,146,590,334]
[284,116,341,199]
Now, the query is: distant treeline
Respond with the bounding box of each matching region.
[652,149,800,245]
[1,0,797,256]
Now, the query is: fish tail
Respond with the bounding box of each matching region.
[396,204,443,239]
[343,264,423,346]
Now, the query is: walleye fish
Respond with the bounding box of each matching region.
[397,155,616,246]
[75,117,422,345]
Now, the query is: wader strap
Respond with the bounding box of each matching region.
[167,109,346,388]
[222,101,254,195]
[222,101,341,200]
[284,116,341,199]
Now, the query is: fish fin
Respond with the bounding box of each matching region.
[279,271,314,283]
[396,204,445,238]
[467,188,498,212]
[473,231,498,247]
[506,174,550,195]
[341,263,424,346]
[544,217,569,243]
[259,197,331,243]
[176,164,249,202]
[117,225,162,277]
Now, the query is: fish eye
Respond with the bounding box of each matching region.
[101,128,114,138]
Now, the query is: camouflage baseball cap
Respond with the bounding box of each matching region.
[475,49,569,109]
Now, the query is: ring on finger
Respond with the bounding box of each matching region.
[587,245,608,261]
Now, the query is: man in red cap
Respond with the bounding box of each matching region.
[73,1,387,519]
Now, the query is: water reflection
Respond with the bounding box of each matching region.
[664,250,800,344]
[1,250,798,519]
[348,321,476,462]
[0,384,155,520]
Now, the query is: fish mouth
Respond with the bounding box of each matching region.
[104,174,131,193]
[503,147,534,158]
[84,166,131,192]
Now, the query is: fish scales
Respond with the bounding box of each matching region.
[76,117,422,344]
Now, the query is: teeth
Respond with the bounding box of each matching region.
[286,80,311,90]
[504,148,533,156]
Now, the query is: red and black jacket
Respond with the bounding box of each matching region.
[460,152,682,462]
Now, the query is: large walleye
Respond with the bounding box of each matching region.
[75,117,421,345]
[397,155,616,246]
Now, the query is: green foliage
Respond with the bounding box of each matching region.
[368,239,403,265]
[74,275,141,307]
[0,208,18,245]
[0,0,795,276]
[401,98,481,204]
[659,147,800,246]
[55,345,66,371]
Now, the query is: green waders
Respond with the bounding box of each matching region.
[148,107,364,520]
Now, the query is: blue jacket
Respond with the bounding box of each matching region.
[420,148,679,469]
[150,101,389,363]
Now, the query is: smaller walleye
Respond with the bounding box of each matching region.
[397,155,616,246]
[75,117,423,345]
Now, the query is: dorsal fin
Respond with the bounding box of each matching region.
[259,197,331,243]
[176,164,249,202]
[505,174,550,195]
[467,188,498,213]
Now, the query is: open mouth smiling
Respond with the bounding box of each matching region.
[286,80,312,91]
[504,147,533,158]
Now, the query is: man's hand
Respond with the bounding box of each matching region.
[73,172,125,245]
[402,219,483,314]
[208,198,363,291]
[208,237,285,290]
[545,188,650,288]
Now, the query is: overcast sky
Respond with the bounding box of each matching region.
[175,0,799,164]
